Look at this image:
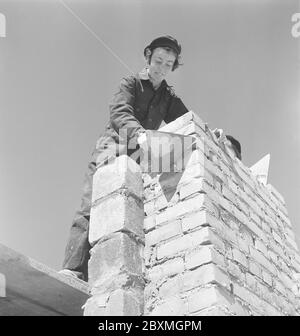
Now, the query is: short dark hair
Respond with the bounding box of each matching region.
[226,135,242,160]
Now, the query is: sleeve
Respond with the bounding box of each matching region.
[164,93,189,124]
[109,75,146,146]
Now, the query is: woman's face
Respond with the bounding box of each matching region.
[147,47,176,84]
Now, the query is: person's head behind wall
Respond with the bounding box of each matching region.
[225,135,242,161]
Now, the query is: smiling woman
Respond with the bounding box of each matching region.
[59,35,189,281]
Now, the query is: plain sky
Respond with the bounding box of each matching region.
[0,0,299,270]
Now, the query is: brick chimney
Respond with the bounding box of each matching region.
[84,111,300,316]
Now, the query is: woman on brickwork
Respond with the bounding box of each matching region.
[59,35,190,281]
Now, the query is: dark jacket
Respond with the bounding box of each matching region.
[93,68,189,167]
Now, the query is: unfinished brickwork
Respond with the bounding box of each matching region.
[83,156,145,316]
[85,111,300,316]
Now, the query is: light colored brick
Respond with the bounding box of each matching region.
[267,249,279,265]
[185,245,225,269]
[273,230,283,245]
[250,211,262,227]
[106,289,143,316]
[89,193,144,245]
[249,261,261,278]
[233,163,257,191]
[187,286,234,313]
[274,280,287,297]
[184,146,205,167]
[192,306,230,316]
[261,220,272,234]
[159,275,184,299]
[188,227,226,252]
[142,172,152,187]
[182,210,224,233]
[266,183,285,206]
[155,193,205,225]
[285,227,296,242]
[227,177,240,195]
[262,270,273,287]
[159,111,206,134]
[179,178,206,200]
[254,239,268,256]
[232,248,248,268]
[233,283,263,310]
[230,302,250,316]
[260,300,282,316]
[291,257,300,273]
[285,234,299,252]
[236,198,250,216]
[231,206,248,226]
[245,219,267,242]
[205,157,225,182]
[237,236,250,253]
[269,239,286,260]
[182,264,230,291]
[249,246,276,274]
[277,272,294,290]
[146,220,181,246]
[227,260,244,281]
[219,159,232,178]
[180,163,205,184]
[181,210,208,232]
[92,155,143,201]
[157,227,225,259]
[149,296,187,316]
[204,198,221,218]
[144,215,156,231]
[156,235,189,259]
[222,186,237,204]
[148,258,184,282]
[88,232,143,287]
[246,273,257,291]
[144,200,155,216]
[218,194,235,214]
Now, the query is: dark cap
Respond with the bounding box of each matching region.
[144,35,182,56]
[226,135,242,160]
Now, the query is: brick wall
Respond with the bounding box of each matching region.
[85,111,300,316]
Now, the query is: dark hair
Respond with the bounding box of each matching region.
[226,135,242,160]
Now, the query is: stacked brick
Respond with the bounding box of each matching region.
[143,111,300,316]
[83,156,145,316]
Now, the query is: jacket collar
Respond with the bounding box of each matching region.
[137,67,168,89]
